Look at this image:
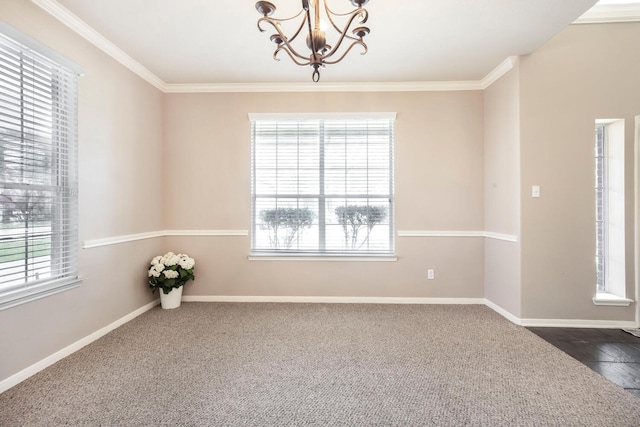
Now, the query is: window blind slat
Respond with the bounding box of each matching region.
[0,26,79,301]
[251,117,394,254]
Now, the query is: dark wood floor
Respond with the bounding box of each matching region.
[528,327,640,398]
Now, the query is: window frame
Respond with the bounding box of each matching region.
[595,124,607,293]
[0,21,83,310]
[593,118,631,306]
[249,112,396,258]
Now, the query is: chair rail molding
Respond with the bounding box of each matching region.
[397,230,518,242]
[83,229,249,249]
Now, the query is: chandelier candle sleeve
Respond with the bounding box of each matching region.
[255,0,370,82]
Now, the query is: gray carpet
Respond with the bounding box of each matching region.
[1,303,639,426]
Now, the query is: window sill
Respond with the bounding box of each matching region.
[248,254,398,262]
[0,277,83,311]
[593,293,633,307]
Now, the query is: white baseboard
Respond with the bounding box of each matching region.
[484,299,522,325]
[181,295,486,305]
[2,296,637,394]
[0,299,159,394]
[484,298,638,329]
[520,318,638,329]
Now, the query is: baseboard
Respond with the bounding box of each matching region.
[0,299,159,394]
[2,296,637,394]
[484,299,522,325]
[484,298,638,329]
[520,318,638,329]
[182,295,486,305]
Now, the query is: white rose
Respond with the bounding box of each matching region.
[150,255,162,266]
[153,263,165,273]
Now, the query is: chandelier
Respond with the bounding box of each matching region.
[255,0,370,82]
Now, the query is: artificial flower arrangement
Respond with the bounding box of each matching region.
[148,252,195,294]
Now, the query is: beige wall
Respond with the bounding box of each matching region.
[483,65,521,317]
[2,0,639,389]
[163,91,485,299]
[519,23,640,320]
[0,0,163,382]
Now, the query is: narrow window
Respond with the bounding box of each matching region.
[250,113,395,256]
[0,23,82,309]
[595,119,625,299]
[595,124,606,292]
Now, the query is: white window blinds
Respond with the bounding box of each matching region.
[0,24,81,308]
[250,113,395,255]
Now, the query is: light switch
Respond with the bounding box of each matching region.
[532,185,540,198]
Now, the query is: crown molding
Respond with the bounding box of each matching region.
[480,56,518,89]
[30,0,166,91]
[573,4,640,24]
[31,0,515,93]
[162,80,484,93]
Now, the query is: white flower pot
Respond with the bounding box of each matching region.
[160,286,183,309]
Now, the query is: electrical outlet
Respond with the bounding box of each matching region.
[427,269,435,280]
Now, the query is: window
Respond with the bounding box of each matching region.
[594,119,626,301]
[250,113,395,256]
[0,22,82,309]
[595,124,607,292]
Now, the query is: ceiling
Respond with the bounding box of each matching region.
[35,0,636,87]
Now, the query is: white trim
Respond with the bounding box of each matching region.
[483,232,519,243]
[574,4,640,24]
[165,80,483,93]
[397,230,518,242]
[3,297,638,392]
[82,229,249,249]
[181,295,485,305]
[0,299,159,394]
[593,292,634,306]
[635,115,640,332]
[0,18,83,75]
[398,230,485,238]
[521,318,638,329]
[30,0,166,91]
[247,256,398,262]
[596,118,622,125]
[248,112,397,121]
[29,0,519,94]
[0,277,83,311]
[484,298,638,328]
[480,56,518,89]
[83,229,519,249]
[163,229,249,237]
[484,299,522,325]
[82,231,164,249]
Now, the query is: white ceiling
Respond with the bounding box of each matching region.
[39,0,635,86]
